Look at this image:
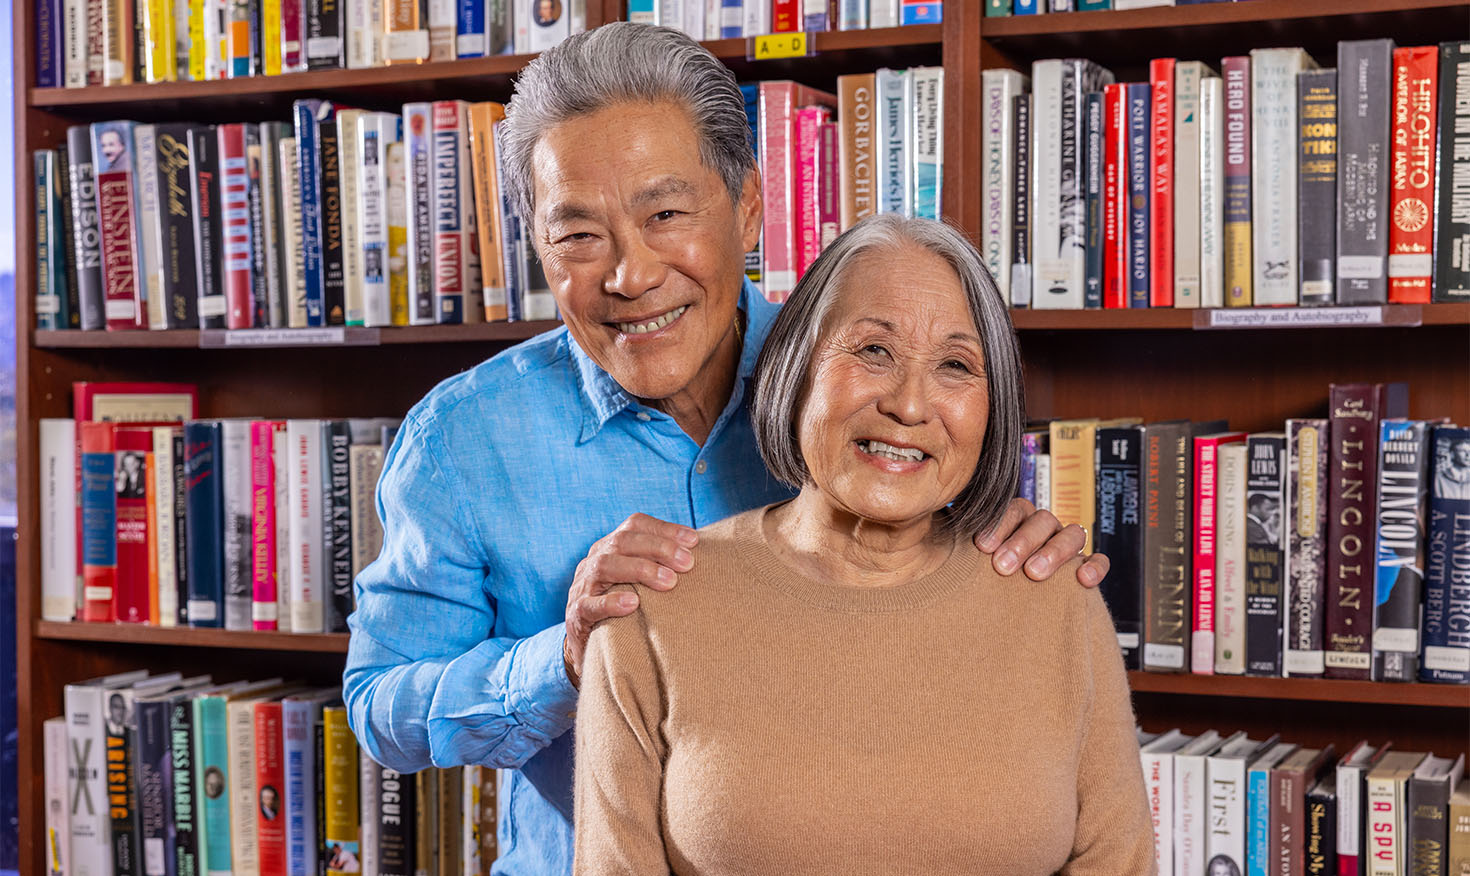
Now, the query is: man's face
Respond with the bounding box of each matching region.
[531,100,761,402]
[109,697,125,724]
[100,131,125,166]
[1454,440,1470,467]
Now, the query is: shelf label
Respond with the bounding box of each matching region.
[748,32,811,61]
[201,327,369,348]
[1201,306,1391,330]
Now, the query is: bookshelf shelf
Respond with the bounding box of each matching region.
[1126,671,1470,708]
[1008,302,1470,330]
[981,0,1468,39]
[33,321,564,348]
[34,620,351,653]
[702,23,941,59]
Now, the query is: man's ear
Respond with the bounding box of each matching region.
[738,167,763,254]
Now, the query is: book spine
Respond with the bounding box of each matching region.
[427,0,453,58]
[1336,40,1393,305]
[1174,752,1209,876]
[979,70,1019,300]
[405,103,436,324]
[113,427,152,623]
[1143,752,1175,876]
[1126,82,1151,309]
[323,707,360,869]
[35,152,65,331]
[1284,420,1328,677]
[1215,442,1247,675]
[386,138,410,325]
[1324,385,1388,679]
[1248,763,1274,876]
[1298,69,1338,306]
[1143,422,1191,672]
[794,106,823,279]
[245,125,269,327]
[1200,76,1225,308]
[254,703,287,875]
[41,419,78,622]
[493,119,524,322]
[1019,432,1040,505]
[87,0,105,84]
[154,125,200,329]
[105,693,138,876]
[877,69,911,219]
[305,0,344,67]
[187,126,225,328]
[1050,420,1099,554]
[251,421,279,630]
[64,0,87,85]
[38,0,64,85]
[362,113,398,326]
[1011,92,1032,308]
[911,67,942,222]
[1095,426,1143,669]
[1371,419,1430,682]
[1173,61,1203,308]
[1084,90,1104,308]
[226,0,252,75]
[383,0,428,62]
[151,428,176,628]
[431,101,467,324]
[454,0,483,57]
[258,123,286,328]
[263,0,282,73]
[281,0,304,69]
[1253,48,1309,306]
[1422,425,1470,683]
[134,125,169,331]
[283,700,319,876]
[1244,434,1287,677]
[760,82,798,303]
[1031,60,1067,308]
[377,767,413,876]
[217,124,255,329]
[183,421,224,627]
[338,110,365,326]
[1193,436,1223,674]
[1104,83,1126,308]
[65,684,113,876]
[1306,782,1336,876]
[1365,775,1401,876]
[358,752,379,876]
[170,433,187,625]
[325,422,353,633]
[293,100,326,326]
[817,120,840,252]
[227,704,260,875]
[191,698,229,875]
[167,698,198,876]
[280,137,307,328]
[219,420,252,630]
[66,127,107,330]
[93,122,146,329]
[1150,58,1175,307]
[1387,46,1438,303]
[1223,56,1252,306]
[1434,42,1470,302]
[272,431,291,631]
[1451,787,1470,875]
[79,422,118,622]
[318,107,345,324]
[287,420,325,633]
[1338,762,1365,876]
[45,717,72,876]
[102,0,135,82]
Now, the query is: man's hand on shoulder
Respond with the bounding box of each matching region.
[563,513,700,688]
[973,497,1109,588]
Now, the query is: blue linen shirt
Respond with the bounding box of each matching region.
[344,279,794,875]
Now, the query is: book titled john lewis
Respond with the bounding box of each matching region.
[1422,425,1470,684]
[1243,433,1286,678]
[1371,419,1432,682]
[1323,383,1408,679]
[1337,39,1395,305]
[1434,42,1470,302]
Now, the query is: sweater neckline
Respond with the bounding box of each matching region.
[736,504,979,614]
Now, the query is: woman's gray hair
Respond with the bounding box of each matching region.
[752,214,1026,537]
[499,22,755,227]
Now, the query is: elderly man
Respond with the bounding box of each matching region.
[344,22,1107,874]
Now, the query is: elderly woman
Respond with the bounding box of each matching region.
[573,213,1155,875]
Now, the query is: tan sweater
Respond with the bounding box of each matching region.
[574,506,1156,876]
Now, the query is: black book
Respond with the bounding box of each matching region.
[1297,69,1336,306]
[378,766,416,876]
[1434,41,1470,302]
[322,420,353,633]
[168,696,200,876]
[155,123,202,329]
[1095,424,1143,670]
[319,115,346,325]
[1304,773,1337,876]
[306,0,344,69]
[1371,419,1431,682]
[55,141,81,328]
[132,697,173,876]
[1244,432,1287,676]
[1084,90,1105,309]
[1336,39,1394,304]
[1011,92,1031,307]
[245,125,269,327]
[65,125,106,330]
[315,709,327,875]
[1408,753,1467,876]
[107,691,141,876]
[171,431,189,625]
[187,126,226,329]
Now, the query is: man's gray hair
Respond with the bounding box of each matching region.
[500,22,755,228]
[752,214,1026,537]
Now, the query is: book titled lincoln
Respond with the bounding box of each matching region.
[1323,383,1408,679]
[1337,39,1394,305]
[1434,42,1470,302]
[1371,419,1431,682]
[1095,424,1143,669]
[92,120,146,330]
[1422,425,1470,684]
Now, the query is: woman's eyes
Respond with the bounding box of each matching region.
[862,344,889,357]
[942,359,973,374]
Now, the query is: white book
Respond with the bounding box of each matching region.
[220,420,254,631]
[910,67,943,222]
[1030,60,1065,307]
[652,0,683,32]
[569,0,585,34]
[875,68,912,218]
[740,0,766,39]
[1173,729,1228,876]
[203,0,224,79]
[360,113,398,328]
[463,765,482,876]
[703,0,721,39]
[1205,733,1277,873]
[368,0,385,64]
[684,0,706,43]
[346,0,373,67]
[152,427,178,628]
[1215,441,1247,674]
[63,0,87,85]
[359,752,380,876]
[1199,76,1225,309]
[981,69,1028,303]
[280,137,308,328]
[350,444,386,577]
[226,693,269,876]
[40,418,77,622]
[1034,453,1051,513]
[45,716,72,876]
[1365,753,1426,876]
[524,0,571,53]
[287,419,326,633]
[272,427,292,632]
[1336,741,1381,871]
[1141,728,1191,876]
[1173,61,1208,308]
[132,124,167,329]
[429,0,455,59]
[868,0,897,27]
[339,109,366,326]
[1250,47,1317,305]
[65,670,150,876]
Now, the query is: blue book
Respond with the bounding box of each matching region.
[192,691,233,874]
[283,692,334,875]
[838,0,866,27]
[36,0,63,87]
[491,120,524,322]
[627,0,654,21]
[1083,91,1104,309]
[1421,425,1469,683]
[1014,0,1042,13]
[899,1,940,25]
[0,524,14,872]
[292,100,327,327]
[721,0,744,36]
[740,83,762,288]
[1125,83,1151,308]
[457,0,486,57]
[184,421,225,628]
[1247,743,1297,876]
[134,697,177,876]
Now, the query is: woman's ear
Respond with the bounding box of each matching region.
[739,168,763,254]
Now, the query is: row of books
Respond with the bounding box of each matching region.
[978,40,1470,310]
[985,0,1253,13]
[635,0,940,39]
[38,380,396,634]
[47,671,499,876]
[1027,384,1468,685]
[34,99,559,333]
[33,0,589,87]
[1136,729,1467,876]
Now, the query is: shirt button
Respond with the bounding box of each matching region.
[695,460,707,474]
[636,411,651,422]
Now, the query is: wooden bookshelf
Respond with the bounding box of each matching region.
[12,2,1470,873]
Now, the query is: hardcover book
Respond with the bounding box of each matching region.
[66,125,106,330]
[1298,69,1337,306]
[323,421,353,633]
[1371,419,1431,682]
[1251,47,1317,306]
[1214,441,1247,675]
[1083,90,1104,309]
[1366,751,1430,876]
[1191,431,1246,675]
[1205,734,1280,876]
[1172,730,1226,876]
[1337,39,1395,304]
[1125,82,1151,308]
[318,107,347,325]
[217,124,256,329]
[1143,421,1193,672]
[152,123,203,329]
[1149,58,1175,308]
[1409,754,1467,875]
[377,766,414,876]
[403,103,436,324]
[1243,432,1286,677]
[1435,42,1470,302]
[1305,773,1337,876]
[1283,418,1328,677]
[338,109,365,326]
[220,420,253,631]
[466,104,504,322]
[1337,741,1392,876]
[1103,83,1127,309]
[1423,425,1470,683]
[839,72,879,233]
[1011,93,1032,308]
[1095,423,1143,669]
[79,421,119,622]
[1248,742,1300,876]
[323,705,360,870]
[64,670,150,876]
[1222,56,1252,306]
[1270,746,1336,876]
[1387,46,1438,303]
[186,125,225,329]
[184,420,225,628]
[293,100,328,326]
[875,68,910,220]
[1173,61,1208,309]
[92,120,146,330]
[911,68,942,222]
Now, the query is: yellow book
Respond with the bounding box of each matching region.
[386,141,410,325]
[1049,417,1141,555]
[102,0,134,83]
[467,102,507,321]
[144,0,176,81]
[323,705,360,865]
[187,0,207,80]
[262,0,282,74]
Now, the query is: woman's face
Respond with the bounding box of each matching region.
[796,244,989,530]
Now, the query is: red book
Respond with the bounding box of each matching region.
[1190,431,1246,676]
[217,124,255,329]
[817,121,840,256]
[1103,83,1127,309]
[255,700,288,876]
[794,106,829,280]
[93,122,146,330]
[772,0,800,31]
[759,82,837,303]
[282,0,303,70]
[1387,46,1439,303]
[1149,58,1175,308]
[112,425,154,623]
[250,421,284,631]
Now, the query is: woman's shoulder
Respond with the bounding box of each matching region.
[629,506,770,619]
[967,550,1104,622]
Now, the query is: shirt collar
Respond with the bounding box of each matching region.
[570,278,778,443]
